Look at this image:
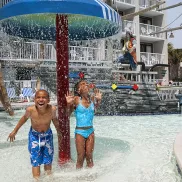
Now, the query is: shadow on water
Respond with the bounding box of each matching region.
[59,136,131,162]
[52,136,131,182]
[0,133,131,181]
[0,139,28,149]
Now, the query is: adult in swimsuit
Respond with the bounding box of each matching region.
[65,80,102,169]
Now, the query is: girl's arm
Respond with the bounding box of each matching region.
[65,91,77,117]
[93,89,102,109]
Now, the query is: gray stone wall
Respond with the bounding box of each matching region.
[96,83,179,115]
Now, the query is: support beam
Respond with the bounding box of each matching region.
[157,2,182,11]
[122,1,165,20]
[56,14,71,164]
[149,26,182,35]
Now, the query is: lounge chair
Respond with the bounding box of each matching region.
[21,87,34,102]
[6,87,17,101]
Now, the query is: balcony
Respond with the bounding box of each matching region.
[0,41,56,62]
[1,0,12,7]
[112,0,135,11]
[122,20,136,36]
[140,52,165,66]
[139,0,164,16]
[0,40,112,69]
[140,23,165,41]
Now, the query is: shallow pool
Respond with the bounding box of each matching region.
[0,110,182,182]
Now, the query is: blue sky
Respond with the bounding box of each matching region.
[166,0,182,48]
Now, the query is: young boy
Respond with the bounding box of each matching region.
[7,89,61,180]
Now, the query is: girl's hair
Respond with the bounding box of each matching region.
[74,79,85,96]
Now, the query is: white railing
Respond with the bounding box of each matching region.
[113,50,165,67]
[157,87,182,101]
[140,52,165,66]
[0,41,56,61]
[139,0,164,12]
[172,82,182,87]
[115,0,135,5]
[122,20,136,34]
[69,46,106,61]
[140,23,165,39]
[1,0,11,7]
[0,40,109,63]
[112,70,158,83]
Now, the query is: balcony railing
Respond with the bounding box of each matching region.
[1,0,12,7]
[115,0,135,5]
[0,40,166,69]
[140,23,165,39]
[113,50,165,67]
[140,52,165,66]
[0,41,56,61]
[139,0,164,12]
[122,20,135,34]
[0,40,111,68]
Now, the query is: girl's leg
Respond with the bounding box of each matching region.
[32,166,40,180]
[44,164,52,175]
[75,134,86,169]
[85,132,95,168]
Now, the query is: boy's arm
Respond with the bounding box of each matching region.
[52,106,62,146]
[7,107,31,142]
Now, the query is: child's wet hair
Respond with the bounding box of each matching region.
[74,79,85,96]
[35,89,50,98]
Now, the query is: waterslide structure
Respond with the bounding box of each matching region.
[0,0,122,164]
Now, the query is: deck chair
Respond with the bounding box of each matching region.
[22,87,34,102]
[6,87,17,101]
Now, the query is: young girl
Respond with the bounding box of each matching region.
[65,80,102,169]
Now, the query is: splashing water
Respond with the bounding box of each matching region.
[0,111,182,182]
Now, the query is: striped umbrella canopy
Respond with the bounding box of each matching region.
[0,0,122,40]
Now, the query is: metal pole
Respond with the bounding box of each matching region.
[56,14,71,165]
[122,1,165,20]
[157,2,182,11]
[149,26,182,35]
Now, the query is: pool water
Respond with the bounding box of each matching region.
[0,110,182,182]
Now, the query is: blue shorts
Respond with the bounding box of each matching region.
[75,128,94,139]
[28,127,54,167]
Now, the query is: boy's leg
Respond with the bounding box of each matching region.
[32,166,40,179]
[75,134,86,169]
[44,164,52,175]
[85,132,95,168]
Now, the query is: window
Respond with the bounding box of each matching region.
[118,11,124,16]
[140,43,153,53]
[140,16,152,25]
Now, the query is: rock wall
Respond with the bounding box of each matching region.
[97,83,179,115]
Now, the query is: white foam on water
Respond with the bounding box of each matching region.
[0,111,182,181]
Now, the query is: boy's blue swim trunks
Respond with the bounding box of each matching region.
[28,127,54,167]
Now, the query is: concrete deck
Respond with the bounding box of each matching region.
[174,132,182,173]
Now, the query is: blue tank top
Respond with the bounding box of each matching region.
[74,98,94,127]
